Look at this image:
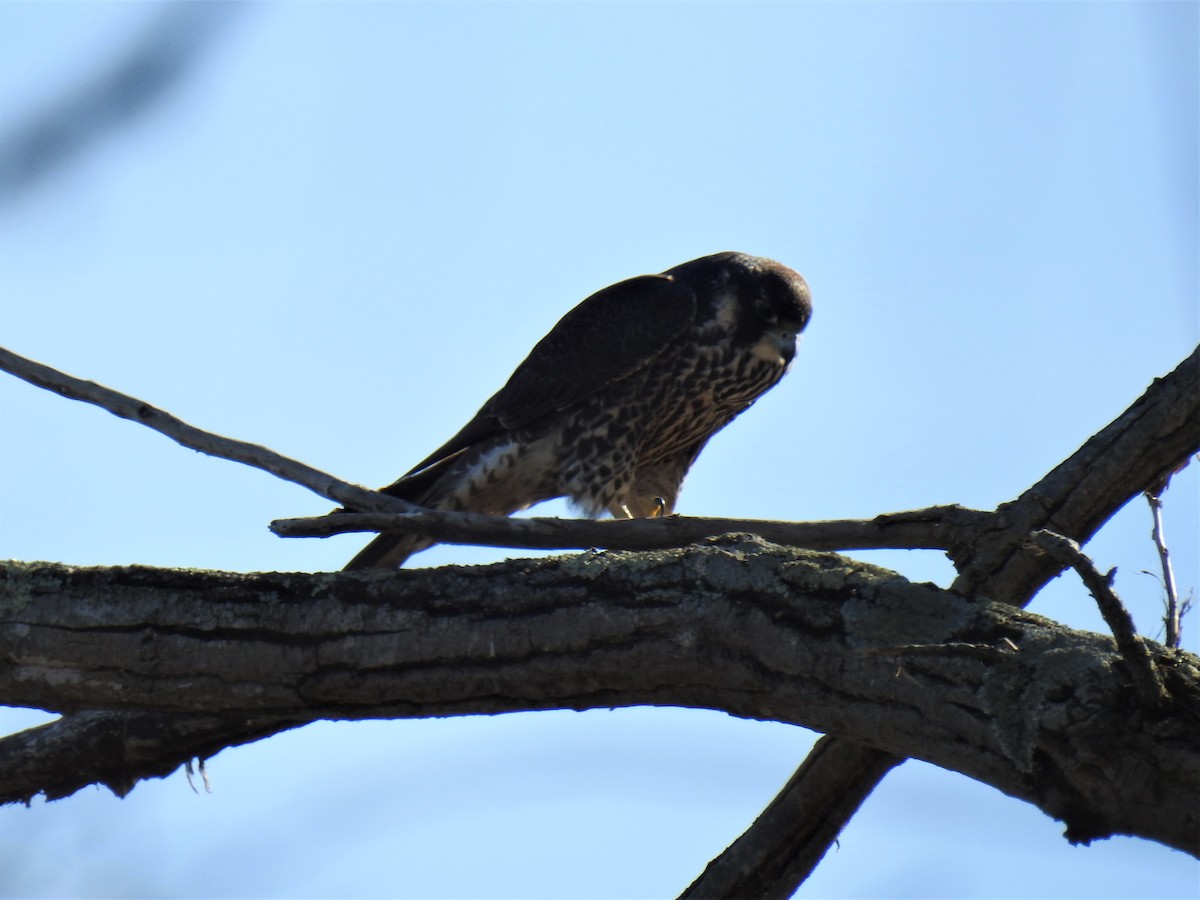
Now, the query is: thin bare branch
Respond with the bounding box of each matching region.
[1146,471,1186,648]
[270,505,989,553]
[0,345,411,515]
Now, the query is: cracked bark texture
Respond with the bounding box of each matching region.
[3,538,1198,856]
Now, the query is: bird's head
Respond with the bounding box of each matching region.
[665,251,812,368]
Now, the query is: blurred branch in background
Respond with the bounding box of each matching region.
[0,3,242,207]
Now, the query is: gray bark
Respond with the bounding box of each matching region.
[3,540,1197,855]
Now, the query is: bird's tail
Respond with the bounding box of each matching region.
[341,457,457,571]
[342,530,432,571]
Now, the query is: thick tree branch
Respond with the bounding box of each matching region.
[951,344,1200,604]
[680,736,903,899]
[2,543,1198,856]
[0,711,302,803]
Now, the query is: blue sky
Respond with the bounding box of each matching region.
[1,3,1197,898]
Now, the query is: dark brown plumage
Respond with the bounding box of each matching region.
[345,251,812,569]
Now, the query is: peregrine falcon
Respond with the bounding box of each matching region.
[345,251,812,569]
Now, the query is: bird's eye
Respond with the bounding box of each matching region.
[754,297,776,323]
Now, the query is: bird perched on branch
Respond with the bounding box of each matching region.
[345,251,812,569]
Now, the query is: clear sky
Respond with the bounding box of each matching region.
[1,3,1197,898]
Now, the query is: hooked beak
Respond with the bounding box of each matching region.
[752,328,799,367]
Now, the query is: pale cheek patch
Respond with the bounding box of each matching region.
[750,333,787,366]
[698,291,739,338]
[716,291,739,332]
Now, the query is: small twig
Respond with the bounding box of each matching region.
[1026,529,1168,707]
[1145,474,1183,648]
[0,345,414,515]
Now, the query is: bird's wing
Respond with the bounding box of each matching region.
[401,273,697,478]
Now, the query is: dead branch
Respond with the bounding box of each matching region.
[0,346,413,515]
[1026,529,1169,707]
[271,505,989,553]
[1146,472,1186,648]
